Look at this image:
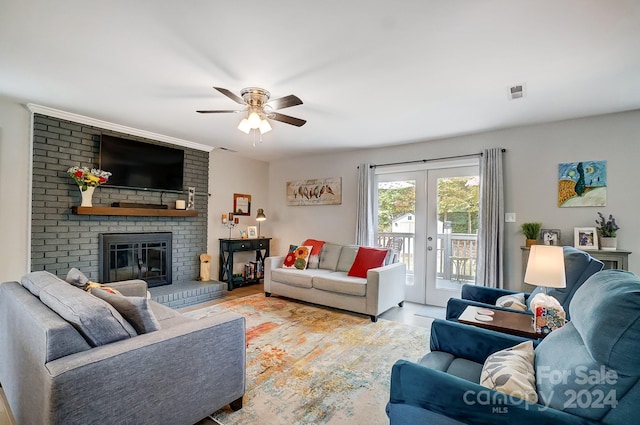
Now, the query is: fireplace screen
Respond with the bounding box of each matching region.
[99,232,172,287]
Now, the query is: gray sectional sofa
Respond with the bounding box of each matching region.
[0,271,246,425]
[264,243,406,321]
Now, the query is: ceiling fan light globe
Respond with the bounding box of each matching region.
[259,119,272,134]
[248,112,261,129]
[237,118,251,134]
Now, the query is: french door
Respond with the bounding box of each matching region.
[376,163,479,306]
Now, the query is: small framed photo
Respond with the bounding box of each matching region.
[540,229,561,246]
[247,226,258,239]
[574,227,598,251]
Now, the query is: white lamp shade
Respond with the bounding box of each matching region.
[259,119,272,134]
[524,245,566,289]
[248,112,261,129]
[237,118,251,134]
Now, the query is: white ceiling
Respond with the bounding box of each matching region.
[2,1,640,162]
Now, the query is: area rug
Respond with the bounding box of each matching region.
[183,294,430,425]
[414,305,446,320]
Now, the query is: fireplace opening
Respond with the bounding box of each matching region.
[99,232,172,287]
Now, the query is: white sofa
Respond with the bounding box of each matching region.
[264,243,406,321]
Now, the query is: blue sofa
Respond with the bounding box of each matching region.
[388,269,640,425]
[446,246,604,321]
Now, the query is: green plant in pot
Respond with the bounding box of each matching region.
[521,222,542,247]
[596,212,620,251]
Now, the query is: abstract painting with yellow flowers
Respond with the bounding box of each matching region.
[558,160,607,207]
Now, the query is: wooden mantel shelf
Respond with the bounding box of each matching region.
[71,206,198,217]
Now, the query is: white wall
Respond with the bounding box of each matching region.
[2,90,638,291]
[268,110,640,291]
[0,95,31,282]
[208,150,269,277]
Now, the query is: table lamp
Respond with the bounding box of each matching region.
[256,208,266,237]
[524,245,567,333]
[524,245,566,297]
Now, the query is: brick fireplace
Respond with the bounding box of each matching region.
[30,114,209,283]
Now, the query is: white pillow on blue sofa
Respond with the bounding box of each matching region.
[480,341,538,403]
[495,293,527,311]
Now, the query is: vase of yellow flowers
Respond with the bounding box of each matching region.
[67,166,112,207]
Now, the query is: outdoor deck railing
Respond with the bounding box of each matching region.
[377,232,478,282]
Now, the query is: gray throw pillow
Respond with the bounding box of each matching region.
[319,243,342,271]
[336,245,359,272]
[91,288,161,334]
[38,280,137,346]
[65,267,90,288]
[21,270,62,296]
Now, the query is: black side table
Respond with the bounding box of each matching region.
[219,238,271,290]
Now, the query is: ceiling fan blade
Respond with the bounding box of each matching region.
[267,94,303,110]
[196,109,244,114]
[270,112,307,127]
[213,87,245,104]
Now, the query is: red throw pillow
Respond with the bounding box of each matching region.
[347,247,388,278]
[302,239,325,256]
[303,239,326,269]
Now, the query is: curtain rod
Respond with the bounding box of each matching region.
[369,149,506,169]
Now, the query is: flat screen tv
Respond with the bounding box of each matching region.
[99,135,184,192]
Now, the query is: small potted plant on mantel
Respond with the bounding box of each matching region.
[521,222,542,248]
[596,212,620,251]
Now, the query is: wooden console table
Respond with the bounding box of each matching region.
[219,238,271,291]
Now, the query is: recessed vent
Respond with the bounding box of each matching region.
[508,84,525,100]
[218,146,237,152]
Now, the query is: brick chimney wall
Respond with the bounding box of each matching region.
[30,113,209,283]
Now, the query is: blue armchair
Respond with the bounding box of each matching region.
[446,246,604,321]
[388,269,640,425]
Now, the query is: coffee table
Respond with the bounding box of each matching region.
[458,305,546,339]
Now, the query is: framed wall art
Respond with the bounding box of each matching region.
[247,226,258,239]
[558,160,607,207]
[286,177,342,206]
[574,227,598,251]
[233,193,251,215]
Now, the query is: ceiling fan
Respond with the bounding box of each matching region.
[197,87,306,135]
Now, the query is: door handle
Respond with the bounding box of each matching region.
[427,236,433,241]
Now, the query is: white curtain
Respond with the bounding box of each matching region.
[355,164,375,246]
[476,148,505,288]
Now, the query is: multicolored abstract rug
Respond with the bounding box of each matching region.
[183,294,431,425]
